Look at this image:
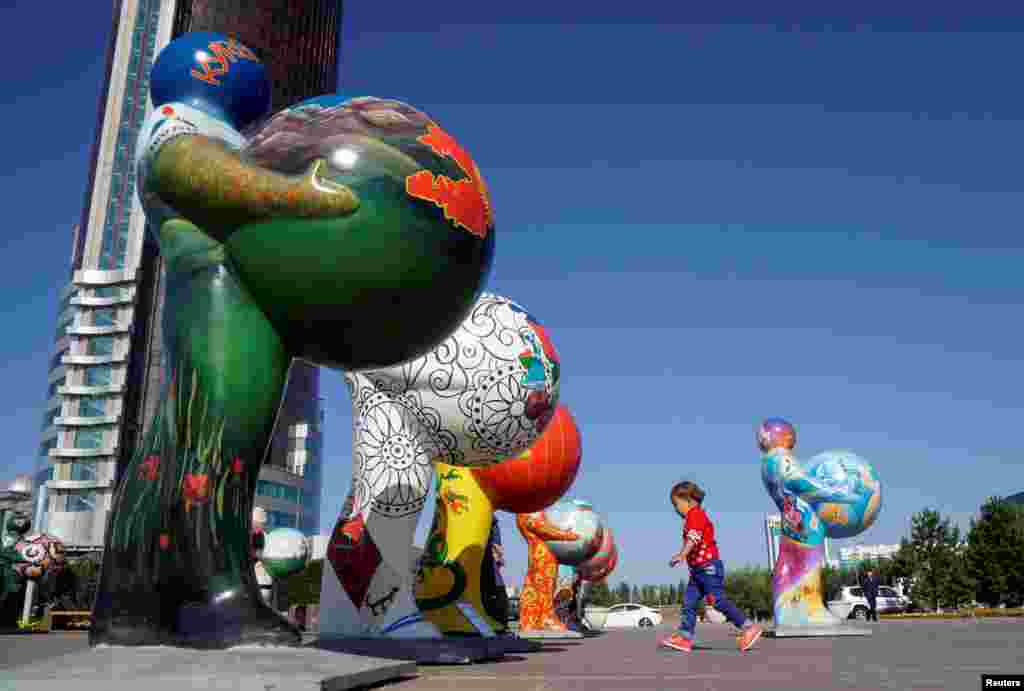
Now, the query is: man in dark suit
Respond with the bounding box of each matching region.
[861,570,881,622]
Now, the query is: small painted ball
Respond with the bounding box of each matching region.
[758,417,796,453]
[804,450,883,539]
[150,32,271,129]
[261,528,310,579]
[13,533,66,581]
[544,499,604,566]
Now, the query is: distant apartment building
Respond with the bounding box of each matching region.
[837,543,900,567]
[33,0,342,554]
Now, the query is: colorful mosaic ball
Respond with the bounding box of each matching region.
[544,499,604,566]
[260,528,310,579]
[804,450,883,539]
[227,95,496,370]
[150,32,271,129]
[13,533,66,581]
[758,417,797,453]
[577,526,618,582]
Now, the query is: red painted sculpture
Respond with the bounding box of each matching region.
[473,405,581,514]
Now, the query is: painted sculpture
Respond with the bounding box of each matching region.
[575,526,618,631]
[515,511,578,633]
[479,518,509,630]
[758,418,883,630]
[553,563,583,629]
[251,508,272,605]
[319,293,561,639]
[0,511,32,610]
[576,525,618,583]
[92,32,494,649]
[543,500,604,566]
[413,404,582,637]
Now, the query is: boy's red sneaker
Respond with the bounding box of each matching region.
[737,624,763,652]
[660,633,693,652]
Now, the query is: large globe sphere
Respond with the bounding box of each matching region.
[261,528,310,579]
[226,96,495,371]
[473,405,581,510]
[14,533,66,581]
[577,526,618,582]
[544,499,604,566]
[804,450,883,539]
[758,418,796,453]
[150,32,271,130]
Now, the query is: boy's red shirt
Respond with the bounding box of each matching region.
[683,505,720,566]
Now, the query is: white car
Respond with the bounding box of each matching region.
[603,603,663,628]
[828,585,910,620]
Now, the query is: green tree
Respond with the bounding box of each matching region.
[615,581,630,604]
[668,583,678,604]
[943,543,976,610]
[677,579,687,604]
[967,497,1024,608]
[631,584,641,603]
[906,509,962,611]
[588,580,613,606]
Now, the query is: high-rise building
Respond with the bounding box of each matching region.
[34,0,341,554]
[764,514,833,572]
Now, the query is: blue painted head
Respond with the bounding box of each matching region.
[150,32,271,130]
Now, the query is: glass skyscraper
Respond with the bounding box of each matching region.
[35,0,340,552]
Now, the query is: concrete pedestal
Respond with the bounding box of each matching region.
[3,644,415,691]
[316,634,540,664]
[517,629,584,640]
[768,624,872,638]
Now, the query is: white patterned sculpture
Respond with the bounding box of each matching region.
[320,293,561,638]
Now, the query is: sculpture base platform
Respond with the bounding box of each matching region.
[4,644,415,691]
[768,625,872,638]
[315,634,539,664]
[517,629,584,640]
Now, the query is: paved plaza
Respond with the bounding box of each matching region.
[1,619,1021,690]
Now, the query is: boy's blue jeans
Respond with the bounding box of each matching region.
[678,559,749,639]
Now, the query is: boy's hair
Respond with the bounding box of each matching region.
[670,480,706,506]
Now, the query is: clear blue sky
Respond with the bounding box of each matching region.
[2,2,1022,590]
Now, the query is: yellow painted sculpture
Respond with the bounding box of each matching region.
[414,463,499,635]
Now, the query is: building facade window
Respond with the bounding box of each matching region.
[94,286,125,299]
[87,336,116,356]
[79,396,108,418]
[49,349,67,371]
[40,439,57,459]
[84,365,113,386]
[67,492,97,513]
[47,378,65,398]
[256,480,300,504]
[266,511,297,530]
[41,409,60,429]
[74,428,105,449]
[70,462,98,482]
[92,308,118,327]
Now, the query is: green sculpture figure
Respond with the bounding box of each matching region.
[0,511,31,611]
[91,33,495,648]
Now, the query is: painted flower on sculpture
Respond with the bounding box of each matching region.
[182,473,211,513]
[357,402,436,512]
[158,533,170,550]
[138,455,160,481]
[231,456,244,476]
[443,488,469,515]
